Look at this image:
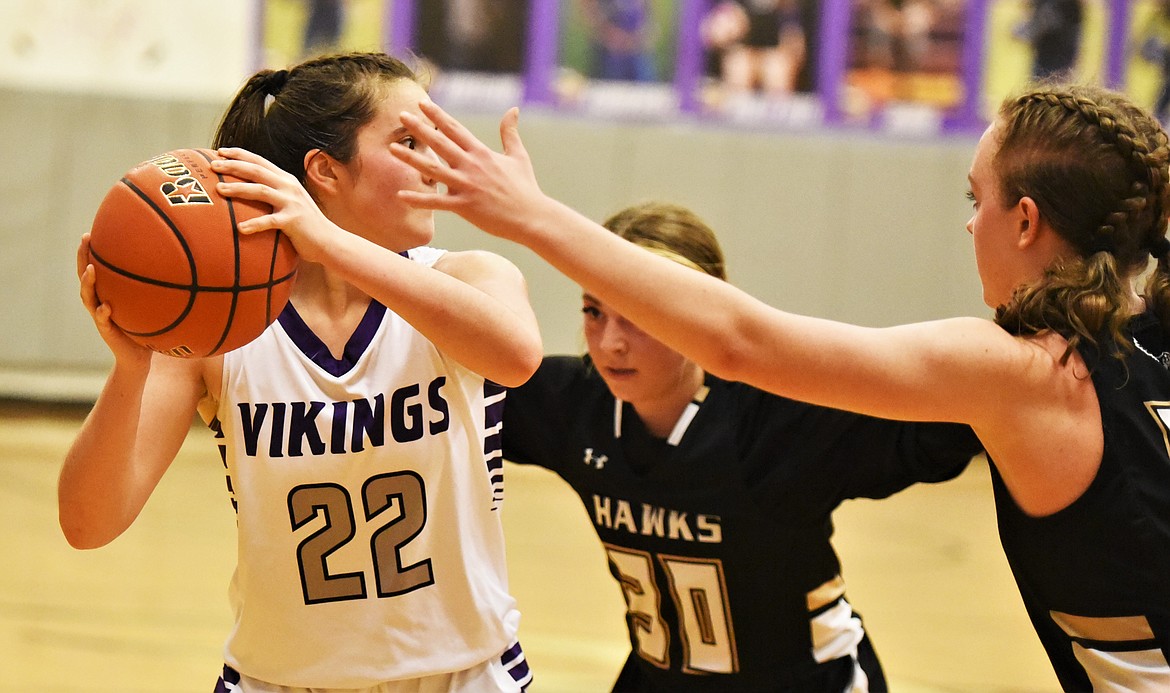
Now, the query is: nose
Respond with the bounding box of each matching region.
[598,319,628,355]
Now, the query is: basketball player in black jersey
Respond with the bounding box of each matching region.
[391,83,1170,690]
[503,202,981,691]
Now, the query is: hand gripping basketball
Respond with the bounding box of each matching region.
[87,148,299,358]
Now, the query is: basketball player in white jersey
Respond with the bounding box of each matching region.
[60,52,542,692]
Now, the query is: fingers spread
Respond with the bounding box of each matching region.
[418,101,484,154]
[398,188,462,212]
[400,110,467,170]
[390,140,456,188]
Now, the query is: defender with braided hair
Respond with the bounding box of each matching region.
[389,83,1170,689]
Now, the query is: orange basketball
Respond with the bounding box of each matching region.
[87,148,298,358]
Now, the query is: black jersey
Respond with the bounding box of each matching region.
[992,312,1170,691]
[503,356,981,692]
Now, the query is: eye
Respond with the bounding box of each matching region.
[965,190,975,202]
[400,136,417,151]
[582,305,601,319]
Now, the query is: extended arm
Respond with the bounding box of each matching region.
[390,103,1110,517]
[389,103,1016,425]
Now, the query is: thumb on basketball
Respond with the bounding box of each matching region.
[75,249,151,362]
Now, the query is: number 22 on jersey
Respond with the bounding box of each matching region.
[289,471,435,604]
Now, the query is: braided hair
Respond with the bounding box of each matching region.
[213,52,426,184]
[992,84,1170,362]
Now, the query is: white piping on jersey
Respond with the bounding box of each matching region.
[1134,335,1170,369]
[613,385,711,447]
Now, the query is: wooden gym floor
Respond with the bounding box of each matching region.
[1,401,1061,692]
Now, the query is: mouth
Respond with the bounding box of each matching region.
[603,366,637,379]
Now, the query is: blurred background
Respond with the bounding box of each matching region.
[2,0,1140,690]
[9,0,1170,400]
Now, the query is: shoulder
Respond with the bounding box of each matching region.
[711,373,811,419]
[515,355,597,398]
[507,356,609,424]
[431,248,523,280]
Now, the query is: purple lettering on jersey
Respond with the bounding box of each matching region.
[239,402,268,457]
[288,401,327,457]
[427,377,450,435]
[352,394,386,452]
[233,378,452,457]
[390,384,423,443]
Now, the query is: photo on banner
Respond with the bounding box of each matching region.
[695,0,823,127]
[980,0,1108,122]
[837,0,968,133]
[1125,0,1170,126]
[413,0,531,111]
[260,0,388,69]
[553,0,681,120]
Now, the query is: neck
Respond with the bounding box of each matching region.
[629,366,706,439]
[291,262,367,313]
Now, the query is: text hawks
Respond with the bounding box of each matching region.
[592,493,723,544]
[236,377,450,457]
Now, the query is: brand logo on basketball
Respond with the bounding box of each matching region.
[149,153,213,206]
[87,147,298,358]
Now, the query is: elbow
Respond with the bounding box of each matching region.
[698,335,758,386]
[694,309,777,386]
[493,337,543,388]
[58,492,126,550]
[59,514,117,550]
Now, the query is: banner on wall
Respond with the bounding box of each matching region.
[0,0,1152,132]
[256,0,1155,137]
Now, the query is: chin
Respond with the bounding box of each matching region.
[398,225,435,251]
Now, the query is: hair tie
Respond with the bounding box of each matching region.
[1152,236,1170,258]
[261,69,288,116]
[266,69,289,95]
[1088,235,1115,256]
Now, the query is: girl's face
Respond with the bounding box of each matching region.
[327,79,439,252]
[966,121,1028,308]
[583,293,702,409]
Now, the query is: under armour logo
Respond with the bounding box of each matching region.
[584,448,608,470]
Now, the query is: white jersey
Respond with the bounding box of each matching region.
[203,247,519,688]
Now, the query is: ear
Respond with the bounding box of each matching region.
[1015,196,1043,250]
[303,149,343,198]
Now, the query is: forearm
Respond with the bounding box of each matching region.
[58,362,153,548]
[517,196,768,376]
[328,235,541,385]
[58,355,203,548]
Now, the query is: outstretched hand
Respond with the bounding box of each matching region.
[392,102,554,243]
